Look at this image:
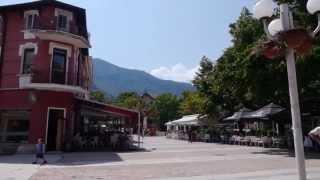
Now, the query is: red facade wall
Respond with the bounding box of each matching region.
[0,5,79,88]
[1,10,31,88]
[0,2,139,147]
[29,90,74,144]
[0,89,74,144]
[0,89,32,109]
[0,89,139,144]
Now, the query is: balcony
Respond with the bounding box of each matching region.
[25,19,91,48]
[19,71,89,95]
[22,82,89,95]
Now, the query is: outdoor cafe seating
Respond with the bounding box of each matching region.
[223,134,282,148]
[220,103,289,148]
[71,130,134,151]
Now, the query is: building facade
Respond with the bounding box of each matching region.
[0,0,138,152]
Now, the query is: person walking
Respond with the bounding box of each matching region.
[188,129,193,143]
[32,138,47,165]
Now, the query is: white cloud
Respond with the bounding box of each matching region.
[150,63,199,83]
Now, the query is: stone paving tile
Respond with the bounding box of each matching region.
[0,137,315,180]
[28,137,320,180]
[151,167,320,180]
[0,154,61,180]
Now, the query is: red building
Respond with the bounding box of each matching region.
[0,0,138,152]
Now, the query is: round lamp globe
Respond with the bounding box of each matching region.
[307,0,320,14]
[268,19,284,36]
[253,0,275,19]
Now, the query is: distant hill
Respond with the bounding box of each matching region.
[92,58,195,96]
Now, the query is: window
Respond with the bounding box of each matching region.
[0,111,30,143]
[22,48,35,74]
[57,14,68,31]
[7,120,29,132]
[25,14,37,30]
[52,48,67,84]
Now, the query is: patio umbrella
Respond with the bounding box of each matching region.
[223,108,252,122]
[309,127,320,136]
[309,127,320,144]
[245,103,285,119]
[245,103,285,137]
[165,121,173,126]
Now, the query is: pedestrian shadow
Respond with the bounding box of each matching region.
[0,147,150,166]
[0,154,62,165]
[251,148,320,159]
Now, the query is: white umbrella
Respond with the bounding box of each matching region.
[309,127,320,136]
[309,127,320,144]
[245,103,285,119]
[223,108,252,122]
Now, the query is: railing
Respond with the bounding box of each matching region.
[25,17,88,39]
[29,65,90,90]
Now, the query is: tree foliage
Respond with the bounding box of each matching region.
[193,4,320,123]
[179,91,205,115]
[90,90,107,103]
[153,93,181,130]
[114,92,141,109]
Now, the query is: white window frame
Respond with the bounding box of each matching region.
[45,107,66,145]
[24,10,39,30]
[49,42,71,84]
[18,43,38,75]
[54,8,73,32]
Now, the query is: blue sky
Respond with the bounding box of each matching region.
[0,0,256,82]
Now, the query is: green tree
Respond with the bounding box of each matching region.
[193,4,320,125]
[179,91,205,115]
[114,92,159,128]
[115,92,140,109]
[154,93,180,130]
[90,90,107,103]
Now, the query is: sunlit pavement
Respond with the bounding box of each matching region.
[0,154,61,180]
[2,137,320,180]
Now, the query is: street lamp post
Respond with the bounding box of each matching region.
[253,0,320,180]
[138,111,141,148]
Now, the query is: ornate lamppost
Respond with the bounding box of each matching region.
[253,0,320,179]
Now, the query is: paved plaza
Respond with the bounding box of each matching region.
[1,137,320,180]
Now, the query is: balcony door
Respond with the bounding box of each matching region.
[51,48,67,84]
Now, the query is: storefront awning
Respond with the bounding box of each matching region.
[76,98,139,122]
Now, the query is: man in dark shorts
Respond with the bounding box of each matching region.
[32,138,47,165]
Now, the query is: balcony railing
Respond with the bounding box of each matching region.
[25,17,88,39]
[25,58,91,90]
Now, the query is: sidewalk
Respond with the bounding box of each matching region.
[0,154,62,180]
[152,167,320,180]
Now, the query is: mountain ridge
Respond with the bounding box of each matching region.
[92,58,195,96]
